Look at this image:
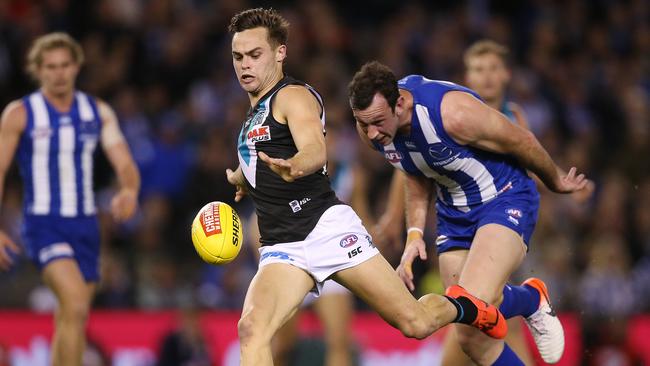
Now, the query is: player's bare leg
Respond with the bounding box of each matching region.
[239,263,315,366]
[444,224,527,365]
[313,292,354,366]
[332,254,504,340]
[439,250,534,366]
[42,258,95,366]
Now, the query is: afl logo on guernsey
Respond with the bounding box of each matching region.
[384,150,403,163]
[428,143,458,166]
[200,203,222,237]
[505,208,522,218]
[30,127,52,139]
[340,234,358,248]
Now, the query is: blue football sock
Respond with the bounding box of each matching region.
[492,343,524,365]
[499,284,540,319]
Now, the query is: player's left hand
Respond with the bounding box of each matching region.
[570,178,595,203]
[111,188,138,222]
[258,151,303,182]
[553,167,590,194]
[397,235,427,292]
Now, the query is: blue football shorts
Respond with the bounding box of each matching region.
[22,214,101,282]
[435,179,540,255]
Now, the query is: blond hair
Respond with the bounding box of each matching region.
[463,40,509,68]
[26,32,84,80]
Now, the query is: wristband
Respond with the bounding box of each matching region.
[406,227,424,241]
[407,227,424,235]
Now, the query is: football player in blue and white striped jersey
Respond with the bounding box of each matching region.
[0,32,139,366]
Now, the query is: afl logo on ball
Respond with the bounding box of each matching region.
[340,234,359,248]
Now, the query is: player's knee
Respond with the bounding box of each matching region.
[58,300,91,324]
[238,313,271,345]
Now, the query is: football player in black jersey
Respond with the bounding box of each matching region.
[226,8,507,366]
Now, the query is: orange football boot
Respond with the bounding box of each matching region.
[446,284,508,339]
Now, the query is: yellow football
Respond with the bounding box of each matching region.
[191,201,243,265]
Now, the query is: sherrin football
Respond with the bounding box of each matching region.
[191,201,243,265]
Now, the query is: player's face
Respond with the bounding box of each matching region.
[353,93,402,146]
[465,53,510,101]
[232,27,286,95]
[37,48,79,96]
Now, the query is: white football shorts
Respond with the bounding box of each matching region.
[258,204,379,295]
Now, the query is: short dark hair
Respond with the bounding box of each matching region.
[348,61,400,111]
[228,8,289,48]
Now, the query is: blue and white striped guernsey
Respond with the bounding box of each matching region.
[16,91,101,217]
[374,75,531,210]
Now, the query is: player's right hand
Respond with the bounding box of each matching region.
[226,167,247,202]
[0,230,20,271]
[397,236,427,291]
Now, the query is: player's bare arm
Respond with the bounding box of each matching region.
[0,101,26,269]
[397,173,433,291]
[258,85,327,182]
[98,100,140,222]
[441,91,589,194]
[226,165,248,202]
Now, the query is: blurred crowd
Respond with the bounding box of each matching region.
[0,0,648,362]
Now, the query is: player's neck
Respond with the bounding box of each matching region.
[248,70,284,106]
[41,87,75,112]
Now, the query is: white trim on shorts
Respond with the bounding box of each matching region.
[258,204,379,296]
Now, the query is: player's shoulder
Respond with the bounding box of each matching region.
[274,83,321,113]
[91,97,116,123]
[276,83,316,101]
[1,99,28,130]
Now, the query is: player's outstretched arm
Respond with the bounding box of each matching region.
[98,100,140,222]
[441,91,591,195]
[0,101,26,269]
[397,173,433,291]
[259,85,327,182]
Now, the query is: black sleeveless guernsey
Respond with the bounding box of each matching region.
[236,76,342,245]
